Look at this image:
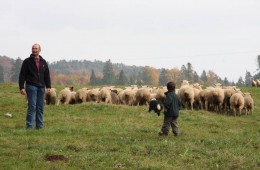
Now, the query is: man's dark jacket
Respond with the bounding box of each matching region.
[19,54,51,90]
[163,90,182,117]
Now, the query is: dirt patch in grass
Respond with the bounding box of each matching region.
[45,155,69,162]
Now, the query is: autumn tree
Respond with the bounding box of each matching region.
[141,66,152,85]
[145,66,159,86]
[167,67,182,87]
[11,57,23,83]
[207,70,218,86]
[102,59,115,85]
[0,64,4,83]
[159,68,168,86]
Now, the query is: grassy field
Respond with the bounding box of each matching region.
[0,83,259,170]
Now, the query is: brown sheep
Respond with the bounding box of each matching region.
[110,91,119,104]
[230,92,245,116]
[45,88,57,105]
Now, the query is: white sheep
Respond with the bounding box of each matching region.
[230,92,245,116]
[178,85,194,110]
[57,86,74,105]
[243,92,254,115]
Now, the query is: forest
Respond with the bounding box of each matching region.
[0,55,260,87]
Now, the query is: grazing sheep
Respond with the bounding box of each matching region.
[100,88,112,104]
[181,80,189,86]
[211,87,225,113]
[252,80,257,87]
[148,98,163,116]
[110,91,119,104]
[203,87,215,111]
[58,86,74,105]
[193,87,201,110]
[134,88,151,106]
[257,80,260,87]
[75,88,89,104]
[178,85,194,110]
[118,89,135,106]
[223,87,240,113]
[155,88,167,103]
[45,88,57,105]
[243,92,254,115]
[87,88,100,103]
[230,92,245,116]
[69,91,77,104]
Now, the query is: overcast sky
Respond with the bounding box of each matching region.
[0,0,259,81]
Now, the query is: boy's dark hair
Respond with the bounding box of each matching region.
[167,81,176,91]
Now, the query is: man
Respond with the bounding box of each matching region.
[19,44,51,129]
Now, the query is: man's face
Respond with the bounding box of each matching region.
[32,44,41,56]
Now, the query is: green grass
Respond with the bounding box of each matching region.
[0,83,259,169]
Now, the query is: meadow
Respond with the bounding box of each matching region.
[0,83,259,170]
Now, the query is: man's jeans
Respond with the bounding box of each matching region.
[26,84,45,129]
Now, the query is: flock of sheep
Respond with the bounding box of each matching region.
[44,80,255,116]
[252,79,260,87]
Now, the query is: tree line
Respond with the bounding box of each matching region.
[1,55,260,87]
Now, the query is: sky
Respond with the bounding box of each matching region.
[0,0,260,82]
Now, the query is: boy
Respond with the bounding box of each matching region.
[159,81,182,136]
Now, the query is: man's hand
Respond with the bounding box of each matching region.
[47,88,51,94]
[20,89,26,95]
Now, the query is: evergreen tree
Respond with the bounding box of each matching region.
[11,57,23,83]
[89,70,97,85]
[180,65,187,80]
[129,69,137,85]
[193,71,200,83]
[236,76,245,87]
[200,70,207,83]
[117,70,128,85]
[159,68,168,86]
[186,62,193,82]
[0,64,4,83]
[102,59,115,85]
[223,77,229,86]
[244,71,253,87]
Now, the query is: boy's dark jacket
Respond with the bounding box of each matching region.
[163,90,182,117]
[19,54,51,90]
